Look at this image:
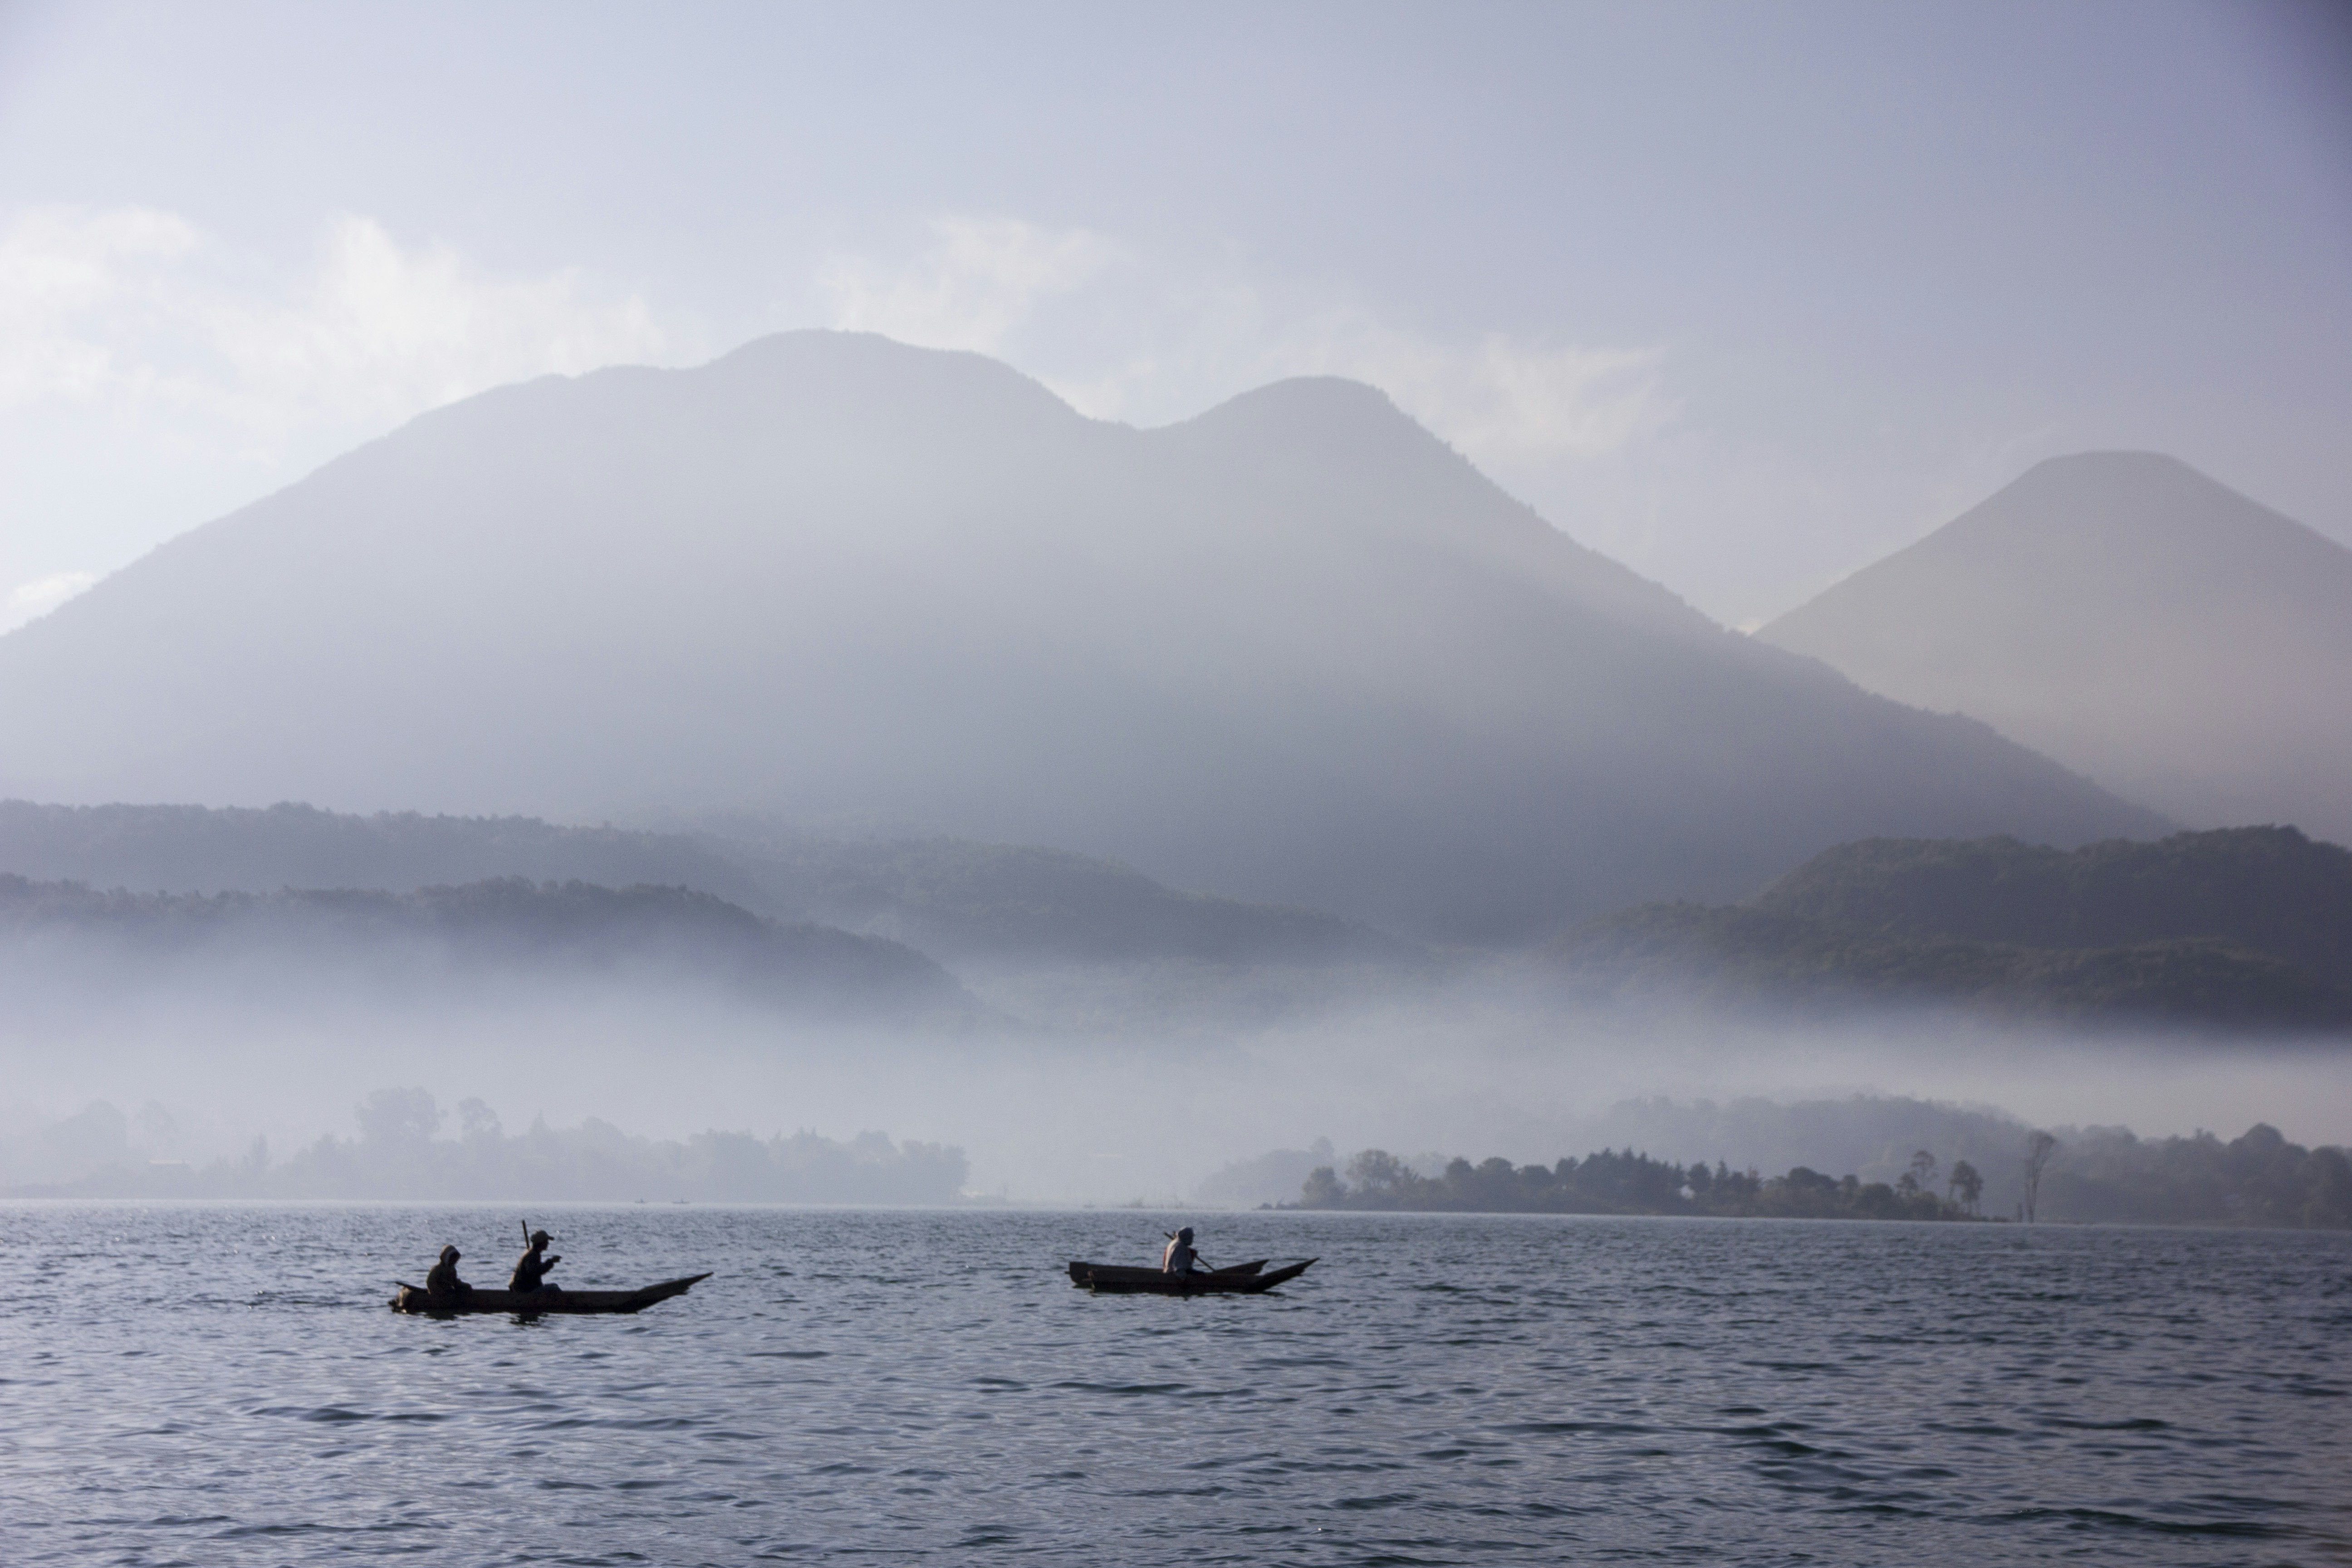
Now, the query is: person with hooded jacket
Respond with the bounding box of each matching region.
[424,1245,473,1306]
[1160,1226,1203,1276]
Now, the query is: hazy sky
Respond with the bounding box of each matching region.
[3,0,2346,634]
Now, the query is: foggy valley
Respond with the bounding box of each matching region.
[2,793,2347,1211]
[0,342,2347,1210]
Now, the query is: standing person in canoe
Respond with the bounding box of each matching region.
[510,1227,563,1294]
[1161,1226,1206,1277]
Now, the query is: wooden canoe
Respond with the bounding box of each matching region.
[1067,1257,1267,1287]
[389,1272,712,1316]
[1069,1259,1315,1295]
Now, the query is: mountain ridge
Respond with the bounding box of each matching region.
[0,332,2166,941]
[0,871,970,1019]
[1759,452,2352,842]
[0,798,1396,965]
[1555,827,2352,1030]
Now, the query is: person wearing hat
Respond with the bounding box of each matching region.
[509,1230,563,1294]
[424,1245,473,1306]
[1160,1226,1203,1277]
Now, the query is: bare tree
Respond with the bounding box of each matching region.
[2023,1131,2059,1223]
[1907,1149,1938,1192]
[1947,1159,1984,1216]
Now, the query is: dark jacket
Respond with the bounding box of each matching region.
[508,1245,561,1292]
[425,1253,472,1304]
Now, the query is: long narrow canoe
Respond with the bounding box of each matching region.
[390,1273,712,1316]
[1067,1257,1268,1288]
[1070,1259,1315,1295]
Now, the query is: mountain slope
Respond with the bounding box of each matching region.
[1756,828,2352,984]
[0,333,2162,941]
[0,873,968,1018]
[1758,453,2352,844]
[0,800,765,903]
[1555,828,2352,1030]
[0,799,1395,964]
[1559,902,2352,1032]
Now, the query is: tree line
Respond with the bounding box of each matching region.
[3,1088,970,1205]
[1296,1123,2352,1229]
[1298,1146,1980,1221]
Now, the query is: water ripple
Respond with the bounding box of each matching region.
[0,1204,2346,1564]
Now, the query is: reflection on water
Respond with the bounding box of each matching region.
[2,1205,2346,1564]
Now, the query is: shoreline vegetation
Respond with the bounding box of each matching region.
[1287,1123,2352,1230]
[1293,1148,1980,1223]
[2,1089,970,1205]
[11,1093,2352,1226]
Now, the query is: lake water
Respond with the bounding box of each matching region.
[1,1205,2347,1565]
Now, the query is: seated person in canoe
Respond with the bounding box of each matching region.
[1161,1226,1204,1276]
[424,1245,473,1307]
[510,1229,563,1293]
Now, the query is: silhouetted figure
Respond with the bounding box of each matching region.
[424,1245,473,1307]
[509,1229,563,1293]
[1160,1226,1200,1276]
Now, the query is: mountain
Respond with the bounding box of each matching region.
[0,799,1393,965]
[0,872,967,1019]
[1555,828,2352,1031]
[0,799,765,903]
[1560,903,2352,1032]
[1759,453,2352,845]
[709,830,1401,965]
[1755,828,2352,984]
[0,332,2163,942]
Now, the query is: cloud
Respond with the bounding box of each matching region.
[818,216,1118,356]
[1258,317,1676,466]
[207,214,679,436]
[0,206,203,407]
[817,215,1673,474]
[2,571,97,633]
[4,205,1681,615]
[0,206,686,456]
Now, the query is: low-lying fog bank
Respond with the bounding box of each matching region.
[4,1089,967,1204]
[5,958,2349,1205]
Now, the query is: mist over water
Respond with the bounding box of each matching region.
[8,955,2349,1203]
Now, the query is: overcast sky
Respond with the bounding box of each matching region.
[3,0,2346,633]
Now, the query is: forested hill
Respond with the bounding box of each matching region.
[0,799,1395,966]
[1555,828,2352,1031]
[0,873,967,1018]
[0,799,768,904]
[1756,828,2351,982]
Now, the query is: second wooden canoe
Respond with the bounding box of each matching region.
[1069,1259,1315,1295]
[1067,1257,1267,1288]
